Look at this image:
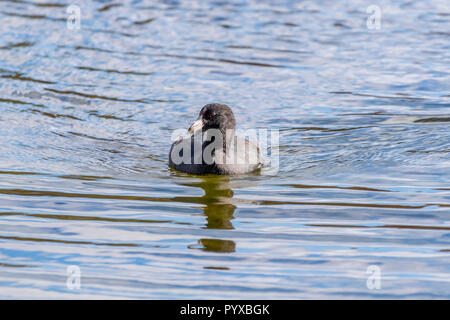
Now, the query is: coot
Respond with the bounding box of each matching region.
[169,103,262,175]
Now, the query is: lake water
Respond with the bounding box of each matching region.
[0,0,449,299]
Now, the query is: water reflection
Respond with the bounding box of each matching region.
[198,238,236,253]
[184,176,236,253]
[0,0,449,299]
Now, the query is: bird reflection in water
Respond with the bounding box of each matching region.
[184,176,236,253]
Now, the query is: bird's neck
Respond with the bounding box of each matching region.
[203,128,235,153]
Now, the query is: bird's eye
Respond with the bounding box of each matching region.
[206,113,214,119]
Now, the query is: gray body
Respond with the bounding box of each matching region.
[169,103,262,175]
[169,135,262,175]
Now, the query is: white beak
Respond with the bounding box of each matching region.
[188,118,203,134]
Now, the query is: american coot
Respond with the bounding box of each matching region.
[169,103,262,175]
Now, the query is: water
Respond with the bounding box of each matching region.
[0,0,449,299]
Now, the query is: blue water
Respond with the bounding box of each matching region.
[0,0,449,298]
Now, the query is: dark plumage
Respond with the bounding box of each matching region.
[169,103,262,175]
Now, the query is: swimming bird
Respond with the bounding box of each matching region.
[169,103,262,175]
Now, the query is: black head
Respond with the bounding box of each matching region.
[188,103,236,134]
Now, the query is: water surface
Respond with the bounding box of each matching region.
[0,0,449,298]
